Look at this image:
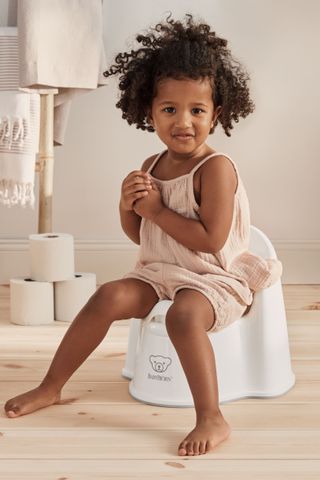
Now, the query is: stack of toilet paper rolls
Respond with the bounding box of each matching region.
[10,233,96,325]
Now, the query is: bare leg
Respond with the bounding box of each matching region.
[165,289,231,456]
[4,279,159,418]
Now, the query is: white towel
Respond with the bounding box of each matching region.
[0,93,40,208]
[17,0,108,146]
[0,91,30,149]
[0,28,40,208]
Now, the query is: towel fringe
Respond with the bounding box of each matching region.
[0,179,35,208]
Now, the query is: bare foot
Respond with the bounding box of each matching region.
[178,412,231,456]
[4,385,61,418]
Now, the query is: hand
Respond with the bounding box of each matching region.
[120,170,152,212]
[133,180,164,221]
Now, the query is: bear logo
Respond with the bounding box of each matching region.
[149,355,172,373]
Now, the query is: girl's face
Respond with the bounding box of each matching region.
[149,76,221,157]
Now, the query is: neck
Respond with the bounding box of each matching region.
[165,144,214,165]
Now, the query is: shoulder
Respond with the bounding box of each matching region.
[200,154,238,194]
[140,154,158,172]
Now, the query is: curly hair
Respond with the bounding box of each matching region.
[103,14,255,137]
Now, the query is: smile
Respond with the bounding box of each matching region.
[173,134,194,141]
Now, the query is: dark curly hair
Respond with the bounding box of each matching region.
[103,13,255,137]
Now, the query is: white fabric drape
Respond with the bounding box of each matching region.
[0,28,40,208]
[17,0,108,146]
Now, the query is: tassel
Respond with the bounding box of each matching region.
[0,116,28,149]
[0,179,35,208]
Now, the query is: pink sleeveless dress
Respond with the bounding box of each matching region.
[123,150,282,332]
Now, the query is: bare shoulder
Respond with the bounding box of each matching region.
[200,154,238,194]
[141,154,158,172]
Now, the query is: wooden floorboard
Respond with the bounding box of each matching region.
[0,460,319,480]
[0,284,319,478]
[1,403,320,429]
[0,429,320,459]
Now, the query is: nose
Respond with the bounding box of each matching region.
[174,110,192,128]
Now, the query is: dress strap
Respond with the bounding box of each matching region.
[147,150,239,190]
[189,152,240,195]
[146,150,166,174]
[187,152,217,175]
[189,152,238,176]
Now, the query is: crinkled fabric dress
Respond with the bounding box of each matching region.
[123,150,282,332]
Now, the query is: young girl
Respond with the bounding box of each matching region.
[5,14,282,456]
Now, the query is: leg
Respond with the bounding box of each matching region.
[165,289,231,456]
[5,278,159,418]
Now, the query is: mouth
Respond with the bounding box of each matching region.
[172,134,195,141]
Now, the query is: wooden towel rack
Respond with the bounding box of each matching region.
[34,89,58,234]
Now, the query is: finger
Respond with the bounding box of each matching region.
[125,178,151,194]
[131,170,150,177]
[123,176,144,189]
[126,170,151,183]
[126,185,152,199]
[125,177,152,194]
[131,190,149,202]
[150,181,159,191]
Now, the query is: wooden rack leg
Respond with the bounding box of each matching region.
[37,93,55,233]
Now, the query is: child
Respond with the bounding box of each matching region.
[5,14,282,456]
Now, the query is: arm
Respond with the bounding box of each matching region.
[119,154,157,245]
[119,204,141,245]
[152,155,237,253]
[153,207,213,252]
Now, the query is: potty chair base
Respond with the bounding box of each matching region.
[125,286,295,407]
[122,226,295,407]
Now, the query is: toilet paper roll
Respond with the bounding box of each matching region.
[54,272,97,322]
[10,277,54,325]
[29,233,74,282]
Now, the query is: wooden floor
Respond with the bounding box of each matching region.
[0,284,320,479]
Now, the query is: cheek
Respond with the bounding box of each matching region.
[197,117,214,131]
[155,118,171,131]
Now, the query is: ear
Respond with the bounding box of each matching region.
[211,106,222,128]
[146,109,154,127]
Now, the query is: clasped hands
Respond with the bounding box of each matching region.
[120,170,165,221]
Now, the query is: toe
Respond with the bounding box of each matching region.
[186,442,194,456]
[6,410,18,418]
[199,440,207,455]
[193,441,200,456]
[5,403,20,418]
[178,442,187,456]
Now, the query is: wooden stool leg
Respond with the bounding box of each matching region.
[37,93,55,233]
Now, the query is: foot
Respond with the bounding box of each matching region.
[4,385,61,418]
[178,412,231,456]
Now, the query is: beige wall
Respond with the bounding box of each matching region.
[1,0,319,283]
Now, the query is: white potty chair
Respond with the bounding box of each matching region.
[122,226,295,406]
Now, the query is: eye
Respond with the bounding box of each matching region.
[191,107,205,115]
[162,107,176,113]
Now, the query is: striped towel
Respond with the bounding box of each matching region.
[0,27,40,208]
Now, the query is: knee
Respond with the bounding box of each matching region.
[85,281,125,314]
[165,304,197,334]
